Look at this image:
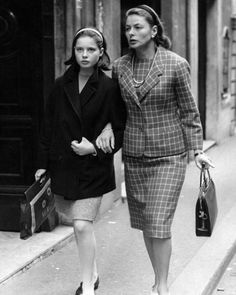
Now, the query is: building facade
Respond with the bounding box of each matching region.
[54,0,236,141]
[0,0,235,229]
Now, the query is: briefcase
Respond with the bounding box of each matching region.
[20,173,56,239]
[195,166,218,237]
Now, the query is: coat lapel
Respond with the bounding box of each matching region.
[63,66,99,121]
[64,68,82,121]
[138,47,164,101]
[79,69,99,107]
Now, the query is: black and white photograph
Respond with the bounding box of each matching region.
[0,1,236,294]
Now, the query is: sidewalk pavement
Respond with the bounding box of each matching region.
[212,252,236,295]
[0,137,236,295]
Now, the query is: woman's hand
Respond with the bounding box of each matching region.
[96,126,115,154]
[35,169,47,181]
[194,151,215,169]
[71,137,96,156]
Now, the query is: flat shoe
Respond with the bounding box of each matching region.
[75,277,99,295]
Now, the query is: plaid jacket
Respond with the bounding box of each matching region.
[112,46,203,157]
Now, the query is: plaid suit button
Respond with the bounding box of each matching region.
[139,126,143,131]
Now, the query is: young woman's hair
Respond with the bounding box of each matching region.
[126,5,171,49]
[65,27,110,71]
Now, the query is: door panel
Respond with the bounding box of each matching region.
[0,0,54,191]
[0,1,39,186]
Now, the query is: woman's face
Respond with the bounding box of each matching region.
[125,14,156,50]
[74,36,103,69]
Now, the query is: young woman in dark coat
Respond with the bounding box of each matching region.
[35,28,126,295]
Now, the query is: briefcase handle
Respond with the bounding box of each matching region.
[37,172,47,186]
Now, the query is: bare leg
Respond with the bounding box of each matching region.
[153,237,171,295]
[73,219,97,295]
[143,233,158,286]
[93,259,98,282]
[143,234,171,295]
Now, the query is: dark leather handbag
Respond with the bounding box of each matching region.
[195,166,218,237]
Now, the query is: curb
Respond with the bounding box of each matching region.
[169,203,236,295]
[203,140,216,152]
[0,226,74,285]
[0,198,122,286]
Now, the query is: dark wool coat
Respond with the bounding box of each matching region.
[38,65,126,200]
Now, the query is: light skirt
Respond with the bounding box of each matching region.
[55,195,102,222]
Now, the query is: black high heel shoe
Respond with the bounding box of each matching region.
[75,277,99,295]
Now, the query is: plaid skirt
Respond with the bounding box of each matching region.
[124,153,187,238]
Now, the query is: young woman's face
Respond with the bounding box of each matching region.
[125,14,156,49]
[74,36,103,69]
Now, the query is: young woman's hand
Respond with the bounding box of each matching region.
[194,151,215,169]
[96,126,114,153]
[71,137,96,156]
[35,169,47,181]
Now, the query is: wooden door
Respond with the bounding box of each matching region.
[0,0,54,197]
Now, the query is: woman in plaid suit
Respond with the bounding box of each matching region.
[96,5,213,295]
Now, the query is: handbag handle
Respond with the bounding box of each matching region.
[200,163,211,189]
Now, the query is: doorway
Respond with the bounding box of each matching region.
[0,0,54,195]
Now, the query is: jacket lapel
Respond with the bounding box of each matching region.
[118,48,165,105]
[138,47,164,101]
[119,54,141,108]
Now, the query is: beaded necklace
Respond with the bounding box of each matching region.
[131,49,157,88]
